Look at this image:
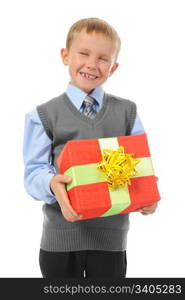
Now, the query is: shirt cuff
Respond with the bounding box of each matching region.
[43,172,57,203]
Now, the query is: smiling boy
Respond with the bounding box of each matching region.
[23,17,157,278]
[61,28,119,93]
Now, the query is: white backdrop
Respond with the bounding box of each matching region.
[0,0,185,277]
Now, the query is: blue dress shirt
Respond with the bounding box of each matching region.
[23,84,145,204]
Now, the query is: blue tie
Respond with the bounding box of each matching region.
[81,95,98,119]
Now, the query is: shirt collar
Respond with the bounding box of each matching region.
[66,83,104,110]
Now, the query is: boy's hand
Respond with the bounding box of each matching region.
[50,174,83,222]
[137,203,158,215]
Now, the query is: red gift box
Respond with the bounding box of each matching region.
[57,134,160,220]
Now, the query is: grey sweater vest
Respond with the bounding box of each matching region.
[37,92,136,252]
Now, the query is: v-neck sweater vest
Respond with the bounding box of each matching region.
[37,92,136,252]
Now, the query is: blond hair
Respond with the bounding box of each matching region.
[66,18,121,61]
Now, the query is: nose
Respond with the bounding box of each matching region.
[86,56,97,70]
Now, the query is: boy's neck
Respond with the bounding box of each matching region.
[69,82,98,95]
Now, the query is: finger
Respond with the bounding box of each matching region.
[60,205,79,219]
[54,175,83,219]
[57,188,83,219]
[54,175,75,209]
[57,174,72,183]
[62,208,83,222]
[66,216,83,222]
[141,208,156,215]
[137,208,149,213]
[60,198,81,219]
[139,205,155,212]
[141,212,149,215]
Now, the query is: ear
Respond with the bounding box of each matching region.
[109,62,119,77]
[60,48,69,65]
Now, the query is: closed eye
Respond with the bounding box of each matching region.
[99,57,108,61]
[79,52,88,56]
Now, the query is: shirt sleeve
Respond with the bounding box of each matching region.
[130,114,145,135]
[23,109,57,204]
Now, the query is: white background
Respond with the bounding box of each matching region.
[0,0,185,277]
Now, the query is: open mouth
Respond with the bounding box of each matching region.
[79,72,98,80]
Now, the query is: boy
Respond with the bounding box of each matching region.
[23,17,157,278]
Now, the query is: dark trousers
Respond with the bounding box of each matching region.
[39,249,127,278]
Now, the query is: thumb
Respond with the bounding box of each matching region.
[59,174,72,183]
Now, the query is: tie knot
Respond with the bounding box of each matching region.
[81,95,98,119]
[83,95,96,108]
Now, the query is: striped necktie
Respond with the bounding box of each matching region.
[81,95,98,119]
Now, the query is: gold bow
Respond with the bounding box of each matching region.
[97,146,140,189]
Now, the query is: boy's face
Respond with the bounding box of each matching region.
[61,29,119,93]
